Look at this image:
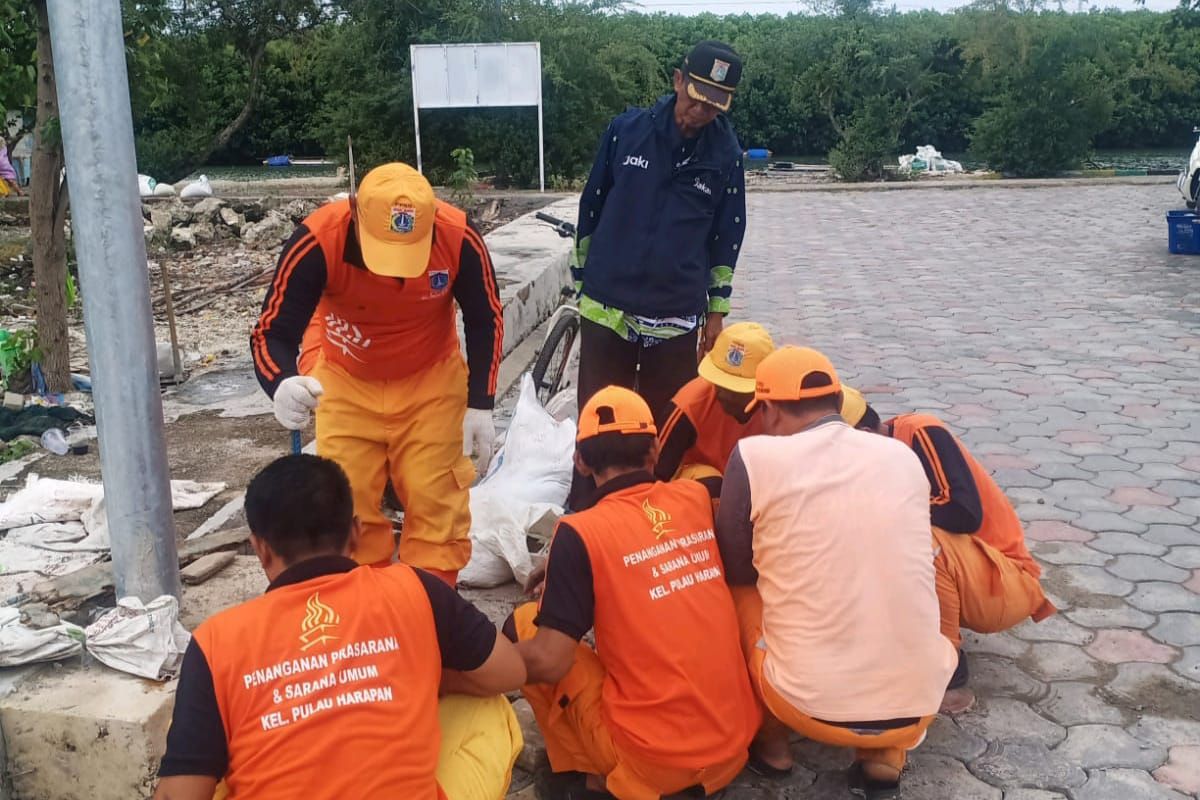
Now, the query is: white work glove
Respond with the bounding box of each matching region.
[273,376,324,431]
[463,408,496,474]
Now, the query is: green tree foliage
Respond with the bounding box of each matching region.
[10,1,1199,184]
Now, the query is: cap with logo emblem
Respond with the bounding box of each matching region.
[745,345,841,413]
[683,40,743,113]
[697,322,774,394]
[354,163,436,279]
[578,386,658,442]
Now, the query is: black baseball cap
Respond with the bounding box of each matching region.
[683,40,743,113]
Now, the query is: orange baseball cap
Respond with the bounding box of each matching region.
[354,163,436,279]
[697,322,774,394]
[577,386,657,442]
[745,345,841,413]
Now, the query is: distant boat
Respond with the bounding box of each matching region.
[261,156,334,167]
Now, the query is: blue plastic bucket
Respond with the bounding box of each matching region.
[1166,210,1199,254]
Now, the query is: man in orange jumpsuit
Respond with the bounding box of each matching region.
[252,163,503,585]
[841,389,1055,705]
[508,386,759,799]
[654,322,774,492]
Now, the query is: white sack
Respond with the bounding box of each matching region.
[179,175,213,199]
[0,607,84,666]
[138,174,158,197]
[459,374,575,588]
[85,595,190,680]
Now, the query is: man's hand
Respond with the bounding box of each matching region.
[523,561,547,599]
[698,312,725,362]
[463,408,496,474]
[272,376,323,430]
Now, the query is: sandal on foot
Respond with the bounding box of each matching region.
[746,752,794,778]
[847,761,901,799]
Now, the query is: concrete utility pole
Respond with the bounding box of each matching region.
[46,0,181,601]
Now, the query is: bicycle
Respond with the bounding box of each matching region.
[531,212,582,407]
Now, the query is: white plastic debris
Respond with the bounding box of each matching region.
[137,174,158,197]
[85,595,190,680]
[459,374,575,587]
[0,606,84,666]
[899,145,963,176]
[179,174,213,199]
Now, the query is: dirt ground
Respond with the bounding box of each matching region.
[0,187,554,550]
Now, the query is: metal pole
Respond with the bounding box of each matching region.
[536,44,545,192]
[411,45,423,173]
[47,0,181,601]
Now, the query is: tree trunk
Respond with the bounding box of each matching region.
[29,0,71,394]
[190,42,267,169]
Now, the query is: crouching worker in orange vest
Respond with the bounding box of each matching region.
[251,163,503,585]
[505,386,760,799]
[716,348,956,796]
[841,391,1055,711]
[153,455,525,800]
[654,322,774,499]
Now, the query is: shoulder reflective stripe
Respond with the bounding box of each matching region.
[463,225,504,394]
[914,427,953,506]
[254,233,319,379]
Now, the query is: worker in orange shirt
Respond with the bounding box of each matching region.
[154,455,525,800]
[251,163,503,585]
[717,348,955,795]
[654,322,774,494]
[507,386,759,799]
[841,389,1055,707]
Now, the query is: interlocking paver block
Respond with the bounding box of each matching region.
[1021,642,1103,682]
[1064,605,1156,630]
[1144,525,1200,547]
[1054,724,1168,771]
[1127,581,1200,613]
[1074,512,1147,535]
[1034,682,1126,727]
[1152,746,1200,796]
[968,656,1049,701]
[1106,487,1175,507]
[968,741,1085,790]
[1010,615,1094,646]
[1086,629,1178,664]
[1032,542,1110,567]
[1025,521,1094,543]
[1088,532,1167,557]
[1052,565,1135,598]
[1105,554,1190,583]
[1163,546,1200,568]
[957,698,1065,747]
[1171,646,1199,683]
[1072,768,1189,800]
[1147,613,1200,648]
[922,716,988,762]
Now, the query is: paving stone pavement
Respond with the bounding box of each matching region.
[502,181,1200,799]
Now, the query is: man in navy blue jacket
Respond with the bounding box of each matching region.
[571,40,747,433]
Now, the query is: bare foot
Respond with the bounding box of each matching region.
[939,686,976,715]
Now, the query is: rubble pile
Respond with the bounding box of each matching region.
[143,197,321,252]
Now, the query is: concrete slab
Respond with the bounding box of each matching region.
[1,665,175,800]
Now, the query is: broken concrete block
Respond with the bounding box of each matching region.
[180,551,236,585]
[1,664,175,800]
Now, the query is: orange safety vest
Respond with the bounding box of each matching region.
[663,377,764,471]
[890,413,1040,578]
[566,479,760,768]
[192,565,445,799]
[295,199,468,380]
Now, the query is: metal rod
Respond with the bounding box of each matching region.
[411,45,423,173]
[159,259,183,383]
[47,0,181,601]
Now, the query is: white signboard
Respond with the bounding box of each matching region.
[410,43,545,191]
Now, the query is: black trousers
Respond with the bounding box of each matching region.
[568,318,699,508]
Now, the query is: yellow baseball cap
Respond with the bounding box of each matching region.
[698,322,774,394]
[578,386,657,442]
[354,163,436,278]
[839,385,867,427]
[745,345,841,413]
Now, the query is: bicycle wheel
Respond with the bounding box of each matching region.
[532,311,580,406]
